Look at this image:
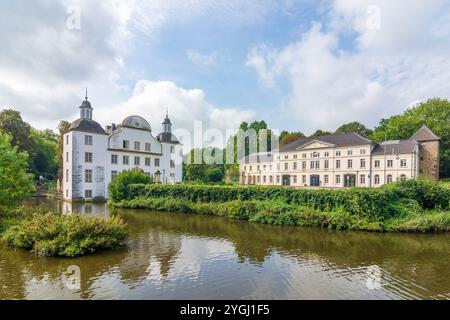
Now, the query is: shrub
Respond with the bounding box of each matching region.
[108,168,153,202]
[392,179,450,209]
[2,213,128,257]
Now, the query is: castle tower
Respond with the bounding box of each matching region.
[79,88,93,120]
[410,125,440,180]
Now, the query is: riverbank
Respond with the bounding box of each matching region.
[110,179,450,233]
[0,205,128,257]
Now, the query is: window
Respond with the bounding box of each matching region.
[312,152,320,158]
[374,175,380,185]
[293,175,297,183]
[111,154,118,164]
[85,152,93,163]
[293,154,298,159]
[66,152,69,163]
[302,161,307,170]
[123,156,129,165]
[250,166,253,171]
[145,143,151,152]
[66,189,68,198]
[360,149,366,155]
[400,159,407,167]
[387,160,393,168]
[302,153,306,158]
[360,175,365,185]
[347,150,353,156]
[145,157,151,166]
[263,176,266,183]
[285,163,288,170]
[66,135,69,145]
[324,152,329,157]
[324,160,329,169]
[336,160,341,169]
[285,155,289,159]
[400,174,407,181]
[269,176,273,183]
[134,156,140,166]
[66,169,69,182]
[315,161,320,169]
[276,175,280,183]
[302,175,306,184]
[263,165,267,171]
[134,141,140,151]
[310,161,314,169]
[324,175,329,184]
[85,135,93,145]
[170,146,175,154]
[257,165,260,171]
[348,159,353,169]
[85,170,92,183]
[111,171,118,181]
[293,162,298,170]
[374,160,380,168]
[123,140,129,149]
[85,190,92,198]
[170,160,175,168]
[387,175,393,183]
[336,175,341,184]
[155,158,160,167]
[336,151,341,156]
[360,159,366,168]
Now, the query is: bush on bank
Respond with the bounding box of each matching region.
[121,179,449,219]
[108,168,153,203]
[2,213,128,257]
[112,196,449,232]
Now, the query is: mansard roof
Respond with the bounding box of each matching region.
[156,132,179,144]
[67,118,106,135]
[121,115,152,131]
[410,125,440,142]
[372,140,418,156]
[280,132,372,152]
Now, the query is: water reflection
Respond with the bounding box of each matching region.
[0,199,448,300]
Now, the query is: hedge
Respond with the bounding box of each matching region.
[115,180,449,219]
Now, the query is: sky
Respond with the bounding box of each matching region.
[1,0,450,142]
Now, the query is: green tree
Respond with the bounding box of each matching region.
[0,109,34,155]
[335,121,373,137]
[108,168,153,202]
[311,129,331,137]
[0,132,34,208]
[279,130,305,147]
[371,98,450,178]
[206,167,224,183]
[29,129,58,178]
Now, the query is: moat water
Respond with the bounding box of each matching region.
[0,198,448,300]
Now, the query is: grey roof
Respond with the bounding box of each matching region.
[372,140,417,155]
[68,119,106,134]
[239,153,275,164]
[410,125,440,141]
[157,132,179,144]
[280,132,372,152]
[162,116,172,125]
[79,99,92,109]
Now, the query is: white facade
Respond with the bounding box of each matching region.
[239,132,421,188]
[63,97,182,201]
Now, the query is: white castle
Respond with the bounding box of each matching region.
[62,93,183,201]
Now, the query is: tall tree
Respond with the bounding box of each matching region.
[0,132,34,208]
[279,131,305,147]
[371,98,450,178]
[311,129,331,137]
[56,120,71,180]
[0,109,33,155]
[335,121,373,137]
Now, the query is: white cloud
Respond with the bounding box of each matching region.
[96,80,255,149]
[186,49,219,67]
[247,0,450,133]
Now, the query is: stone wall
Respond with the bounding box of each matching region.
[418,141,440,180]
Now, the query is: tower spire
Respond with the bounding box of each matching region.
[85,87,88,100]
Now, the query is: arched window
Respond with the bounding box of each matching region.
[387,175,393,183]
[400,174,407,181]
[374,175,380,185]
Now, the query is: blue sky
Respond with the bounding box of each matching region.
[1,0,450,140]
